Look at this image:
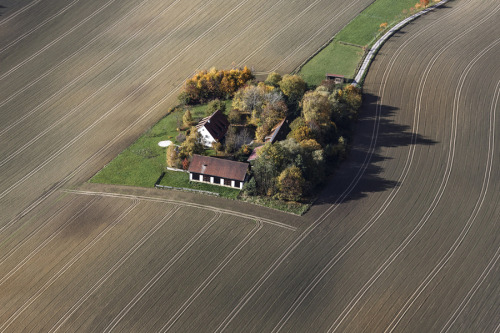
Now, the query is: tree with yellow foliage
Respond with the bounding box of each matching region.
[178,67,254,104]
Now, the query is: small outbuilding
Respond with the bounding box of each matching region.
[325,73,345,85]
[196,110,229,147]
[188,154,249,189]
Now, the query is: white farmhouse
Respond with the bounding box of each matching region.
[195,109,229,147]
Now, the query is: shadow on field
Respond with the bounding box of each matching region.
[315,92,437,206]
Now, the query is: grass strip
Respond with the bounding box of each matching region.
[299,0,430,86]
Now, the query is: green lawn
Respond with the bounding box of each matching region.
[90,100,233,188]
[300,41,364,87]
[90,130,166,188]
[336,0,422,47]
[159,170,241,199]
[299,0,428,86]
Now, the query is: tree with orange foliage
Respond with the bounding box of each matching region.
[420,0,429,7]
[178,67,254,105]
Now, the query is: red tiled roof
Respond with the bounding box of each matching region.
[188,155,248,181]
[195,110,229,141]
[247,145,263,161]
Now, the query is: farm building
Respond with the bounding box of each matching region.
[325,73,345,85]
[196,109,229,147]
[264,118,288,143]
[188,154,249,189]
[248,118,288,162]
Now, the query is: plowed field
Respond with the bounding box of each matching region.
[0,0,374,331]
[1,0,498,331]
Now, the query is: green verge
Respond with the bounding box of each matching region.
[300,42,364,87]
[299,0,424,86]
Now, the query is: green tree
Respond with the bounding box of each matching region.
[277,166,305,201]
[212,141,223,156]
[205,99,226,116]
[255,124,270,142]
[182,109,194,128]
[251,157,279,196]
[279,74,306,104]
[228,108,242,124]
[251,142,287,196]
[258,142,287,171]
[288,122,314,142]
[264,72,282,87]
[166,144,180,168]
[180,127,204,158]
[301,91,331,125]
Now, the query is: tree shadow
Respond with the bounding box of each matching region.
[314,92,438,205]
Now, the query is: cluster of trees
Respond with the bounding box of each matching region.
[243,77,362,202]
[166,127,204,169]
[171,67,363,203]
[230,73,307,141]
[178,67,253,104]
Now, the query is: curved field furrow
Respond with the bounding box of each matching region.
[213,1,500,332]
[258,1,498,331]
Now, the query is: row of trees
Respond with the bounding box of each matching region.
[178,67,253,104]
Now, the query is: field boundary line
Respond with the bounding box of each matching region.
[0,200,139,332]
[393,77,497,333]
[270,0,365,72]
[0,0,209,167]
[102,211,222,333]
[353,0,450,85]
[62,189,296,231]
[238,0,324,67]
[325,4,497,331]
[48,205,181,333]
[159,220,263,332]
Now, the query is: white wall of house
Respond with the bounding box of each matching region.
[197,126,216,147]
[189,172,244,189]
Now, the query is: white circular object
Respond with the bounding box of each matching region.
[158,140,172,147]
